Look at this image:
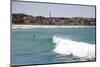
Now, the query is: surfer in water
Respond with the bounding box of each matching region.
[33,35,35,38]
[33,32,36,38]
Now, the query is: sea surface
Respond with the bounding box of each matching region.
[11,27,96,65]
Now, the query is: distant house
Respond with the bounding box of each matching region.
[88,22,96,26]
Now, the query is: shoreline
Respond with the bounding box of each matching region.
[12,24,96,29]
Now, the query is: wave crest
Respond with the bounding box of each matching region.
[52,35,95,59]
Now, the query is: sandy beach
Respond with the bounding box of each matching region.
[12,24,95,29]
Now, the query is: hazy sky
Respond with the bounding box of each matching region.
[12,1,96,18]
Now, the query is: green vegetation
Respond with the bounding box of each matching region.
[12,13,96,26]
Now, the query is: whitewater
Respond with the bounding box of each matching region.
[53,35,95,60]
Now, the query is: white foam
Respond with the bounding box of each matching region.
[53,35,95,59]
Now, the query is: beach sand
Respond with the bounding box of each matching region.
[12,24,95,29]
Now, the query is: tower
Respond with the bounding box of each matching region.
[49,12,52,24]
[49,12,51,18]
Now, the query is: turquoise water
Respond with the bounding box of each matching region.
[11,27,96,65]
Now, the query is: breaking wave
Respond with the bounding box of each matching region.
[52,35,95,60]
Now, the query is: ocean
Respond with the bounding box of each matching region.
[11,27,96,65]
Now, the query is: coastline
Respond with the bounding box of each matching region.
[12,24,96,29]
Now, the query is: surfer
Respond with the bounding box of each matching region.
[33,32,36,38]
[33,34,35,38]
